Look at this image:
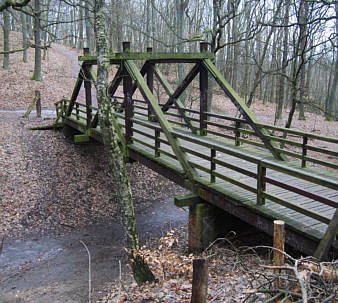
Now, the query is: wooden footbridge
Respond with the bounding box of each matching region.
[52,43,337,259]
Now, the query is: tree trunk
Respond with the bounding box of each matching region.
[115,0,123,52]
[54,0,62,38]
[94,0,155,286]
[176,0,187,105]
[325,2,338,121]
[246,0,283,108]
[43,0,51,60]
[21,11,28,63]
[297,0,309,120]
[78,0,84,50]
[275,0,290,123]
[32,0,42,81]
[85,0,93,53]
[2,9,10,70]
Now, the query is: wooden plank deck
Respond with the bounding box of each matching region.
[62,107,338,256]
[128,119,337,252]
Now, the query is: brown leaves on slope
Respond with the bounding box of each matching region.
[0,31,77,110]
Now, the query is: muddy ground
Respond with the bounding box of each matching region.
[0,199,188,303]
[0,111,188,303]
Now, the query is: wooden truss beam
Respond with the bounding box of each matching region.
[124,59,198,183]
[153,65,197,134]
[202,59,286,161]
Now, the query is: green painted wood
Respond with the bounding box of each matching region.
[74,134,90,143]
[79,52,215,61]
[174,193,202,207]
[60,98,338,255]
[124,60,198,183]
[152,65,197,133]
[202,59,286,161]
[314,209,338,260]
[66,70,84,117]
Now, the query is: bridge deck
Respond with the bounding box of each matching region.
[62,111,338,256]
[52,52,337,258]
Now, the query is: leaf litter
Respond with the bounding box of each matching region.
[1,31,337,302]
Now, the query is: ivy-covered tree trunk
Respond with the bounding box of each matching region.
[94,0,155,286]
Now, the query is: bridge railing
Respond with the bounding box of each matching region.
[56,93,338,173]
[126,114,337,226]
[154,104,338,171]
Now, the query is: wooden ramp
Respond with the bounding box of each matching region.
[53,46,338,259]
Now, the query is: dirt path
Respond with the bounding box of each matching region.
[0,199,187,303]
[0,46,188,303]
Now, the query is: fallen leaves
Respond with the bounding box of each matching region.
[99,227,258,302]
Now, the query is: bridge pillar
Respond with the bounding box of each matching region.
[188,202,216,253]
[175,193,246,253]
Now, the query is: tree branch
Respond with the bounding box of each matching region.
[0,0,31,12]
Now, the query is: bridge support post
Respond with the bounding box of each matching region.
[175,193,250,253]
[188,202,217,253]
[199,43,208,136]
[83,48,92,129]
[175,194,224,252]
[146,47,155,121]
[123,42,133,146]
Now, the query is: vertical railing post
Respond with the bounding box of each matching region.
[235,120,241,146]
[210,148,216,183]
[257,162,266,205]
[123,42,133,145]
[302,136,308,168]
[76,103,79,120]
[155,129,160,157]
[199,42,208,136]
[83,48,92,129]
[83,47,89,55]
[147,47,154,121]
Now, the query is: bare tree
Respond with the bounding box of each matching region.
[0,0,31,12]
[94,0,155,286]
[2,8,10,69]
[325,1,338,121]
[31,0,42,81]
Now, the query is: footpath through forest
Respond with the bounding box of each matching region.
[0,41,190,302]
[1,35,337,302]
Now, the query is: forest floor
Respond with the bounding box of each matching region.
[0,32,337,302]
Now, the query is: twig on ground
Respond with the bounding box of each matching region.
[80,240,92,303]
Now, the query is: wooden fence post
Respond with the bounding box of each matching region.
[273,220,285,290]
[23,90,41,118]
[301,136,308,168]
[257,163,266,205]
[35,90,41,118]
[191,258,208,303]
[210,148,216,183]
[235,121,241,146]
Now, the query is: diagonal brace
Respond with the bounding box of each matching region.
[124,60,198,183]
[161,63,201,112]
[66,64,84,116]
[153,65,198,134]
[202,59,286,161]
